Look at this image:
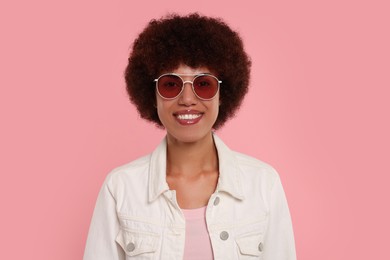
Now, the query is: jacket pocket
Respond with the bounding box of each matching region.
[115,228,159,258]
[236,232,264,259]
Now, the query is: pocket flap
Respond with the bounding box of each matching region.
[115,228,159,256]
[236,232,264,256]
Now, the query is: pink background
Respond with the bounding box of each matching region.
[1,0,389,259]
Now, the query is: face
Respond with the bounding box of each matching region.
[156,64,220,144]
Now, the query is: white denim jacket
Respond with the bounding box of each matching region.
[84,134,296,259]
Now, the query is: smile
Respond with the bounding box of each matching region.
[176,114,202,120]
[173,110,204,125]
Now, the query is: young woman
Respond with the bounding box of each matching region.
[84,13,296,260]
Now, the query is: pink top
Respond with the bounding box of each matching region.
[182,206,214,259]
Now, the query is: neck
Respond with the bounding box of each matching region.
[166,132,218,177]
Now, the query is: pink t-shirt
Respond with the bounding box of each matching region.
[182,206,214,259]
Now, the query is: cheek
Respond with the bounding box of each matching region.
[214,104,220,119]
[156,93,166,111]
[210,100,220,119]
[155,95,164,120]
[214,95,221,114]
[155,96,173,126]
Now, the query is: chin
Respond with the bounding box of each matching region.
[167,130,212,144]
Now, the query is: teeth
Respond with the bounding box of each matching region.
[177,114,201,120]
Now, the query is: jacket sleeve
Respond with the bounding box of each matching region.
[83,175,125,260]
[263,175,297,260]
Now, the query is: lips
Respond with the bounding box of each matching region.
[173,110,203,125]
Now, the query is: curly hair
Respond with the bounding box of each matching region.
[125,13,251,129]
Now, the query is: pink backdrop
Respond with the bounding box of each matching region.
[1,0,389,259]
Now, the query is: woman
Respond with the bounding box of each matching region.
[84,13,296,259]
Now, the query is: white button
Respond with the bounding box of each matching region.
[258,242,264,252]
[126,242,135,252]
[214,196,220,206]
[220,231,229,240]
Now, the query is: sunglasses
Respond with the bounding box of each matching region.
[154,73,222,100]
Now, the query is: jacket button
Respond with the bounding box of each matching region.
[213,196,220,206]
[258,242,264,252]
[220,231,229,240]
[126,242,135,252]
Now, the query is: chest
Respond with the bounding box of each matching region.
[166,170,219,209]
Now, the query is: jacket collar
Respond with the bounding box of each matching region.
[148,133,245,202]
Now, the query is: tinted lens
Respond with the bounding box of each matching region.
[157,75,183,99]
[193,75,219,99]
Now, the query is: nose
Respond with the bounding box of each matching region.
[178,81,198,106]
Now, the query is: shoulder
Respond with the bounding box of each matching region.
[213,134,280,185]
[104,154,151,189]
[233,151,276,173]
[233,151,280,186]
[111,154,151,175]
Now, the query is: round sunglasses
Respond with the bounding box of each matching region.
[154,73,222,100]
